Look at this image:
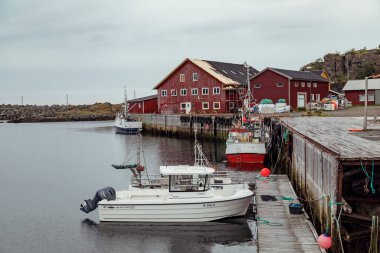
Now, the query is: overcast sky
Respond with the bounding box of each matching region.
[1,0,379,105]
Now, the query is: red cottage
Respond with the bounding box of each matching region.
[343,79,380,106]
[154,58,258,114]
[250,68,330,109]
[128,95,158,114]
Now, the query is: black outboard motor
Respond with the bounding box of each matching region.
[80,187,116,213]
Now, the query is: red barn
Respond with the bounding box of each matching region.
[154,58,258,114]
[343,79,380,105]
[128,94,158,114]
[250,68,330,109]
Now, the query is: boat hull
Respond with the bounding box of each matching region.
[113,120,142,135]
[114,126,142,134]
[225,142,266,165]
[98,195,252,222]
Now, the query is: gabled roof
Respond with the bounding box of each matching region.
[343,79,380,91]
[154,58,258,89]
[252,67,330,83]
[128,94,157,103]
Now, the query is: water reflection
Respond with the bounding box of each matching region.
[81,218,253,253]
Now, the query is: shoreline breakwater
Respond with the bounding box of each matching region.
[0,103,121,123]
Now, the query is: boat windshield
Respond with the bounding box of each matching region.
[169,174,210,192]
[228,131,253,143]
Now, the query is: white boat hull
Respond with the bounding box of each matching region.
[113,118,142,134]
[98,191,252,222]
[225,142,266,155]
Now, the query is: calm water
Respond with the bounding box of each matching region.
[0,121,257,253]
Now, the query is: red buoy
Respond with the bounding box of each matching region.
[260,168,271,177]
[242,116,247,122]
[317,233,332,249]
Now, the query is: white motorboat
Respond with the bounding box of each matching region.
[80,135,253,222]
[114,88,142,134]
[98,166,253,222]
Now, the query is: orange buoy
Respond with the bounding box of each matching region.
[260,168,271,177]
[317,233,332,249]
[349,128,363,132]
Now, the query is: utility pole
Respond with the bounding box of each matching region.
[66,94,68,106]
[363,77,368,130]
[134,90,136,99]
[21,96,23,106]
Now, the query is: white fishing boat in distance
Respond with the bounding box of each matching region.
[97,165,252,222]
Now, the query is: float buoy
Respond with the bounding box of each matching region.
[317,233,332,249]
[260,168,271,177]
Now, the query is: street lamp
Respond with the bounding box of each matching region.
[306,66,312,112]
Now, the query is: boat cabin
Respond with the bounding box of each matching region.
[160,166,214,192]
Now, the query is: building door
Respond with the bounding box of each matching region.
[185,102,191,114]
[375,90,380,105]
[297,93,306,108]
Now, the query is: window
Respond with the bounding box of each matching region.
[301,82,305,87]
[213,102,220,109]
[202,88,209,95]
[359,94,365,102]
[238,88,245,94]
[307,82,311,88]
[254,83,261,88]
[316,94,320,102]
[202,102,209,110]
[294,82,299,87]
[213,87,220,94]
[181,103,186,109]
[191,88,198,95]
[180,89,187,96]
[313,82,317,88]
[229,102,235,108]
[161,90,167,97]
[231,70,236,74]
[171,89,177,96]
[138,102,141,108]
[193,73,198,81]
[276,82,284,87]
[180,74,185,82]
[369,94,375,101]
[310,94,315,101]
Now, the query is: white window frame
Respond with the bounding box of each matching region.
[171,89,177,96]
[368,94,375,101]
[191,88,198,95]
[301,82,305,87]
[192,73,198,81]
[213,102,220,110]
[307,82,311,88]
[310,94,315,101]
[359,94,365,102]
[229,102,235,108]
[161,90,167,97]
[202,88,209,95]
[316,94,320,102]
[180,103,186,110]
[180,74,185,82]
[180,89,187,96]
[213,87,220,94]
[202,102,209,110]
[294,82,299,87]
[238,88,245,95]
[254,83,261,88]
[313,82,317,88]
[276,82,284,87]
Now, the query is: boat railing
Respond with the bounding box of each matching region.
[131,175,169,188]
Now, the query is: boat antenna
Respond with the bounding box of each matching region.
[244,62,251,122]
[124,86,128,117]
[193,126,211,167]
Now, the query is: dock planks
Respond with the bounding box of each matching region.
[256,175,322,253]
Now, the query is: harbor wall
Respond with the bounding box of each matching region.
[131,114,236,141]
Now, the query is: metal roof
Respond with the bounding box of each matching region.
[343,79,380,91]
[160,165,215,175]
[271,68,330,82]
[128,94,157,102]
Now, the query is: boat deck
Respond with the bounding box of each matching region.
[255,175,322,253]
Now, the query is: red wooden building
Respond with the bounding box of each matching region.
[128,94,158,114]
[154,58,258,114]
[343,79,380,105]
[250,68,330,109]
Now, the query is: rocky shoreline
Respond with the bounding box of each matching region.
[0,103,121,123]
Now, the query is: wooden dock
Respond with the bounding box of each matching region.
[255,175,322,253]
